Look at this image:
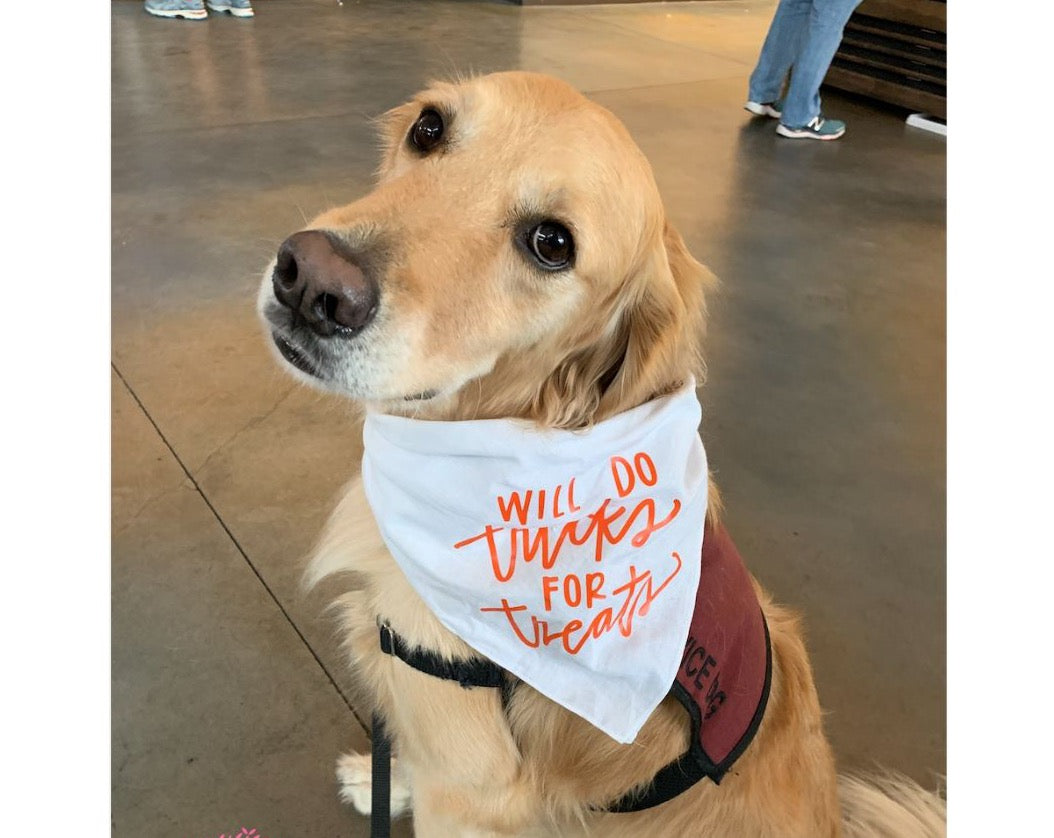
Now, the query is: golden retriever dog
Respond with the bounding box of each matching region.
[257,71,945,837]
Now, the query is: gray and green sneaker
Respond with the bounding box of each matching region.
[776,115,846,141]
[744,99,784,119]
[144,0,207,19]
[206,0,254,17]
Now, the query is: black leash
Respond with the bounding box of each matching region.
[370,713,391,838]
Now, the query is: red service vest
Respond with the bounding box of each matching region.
[609,520,771,811]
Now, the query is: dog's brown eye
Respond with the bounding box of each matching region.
[410,109,444,153]
[527,222,574,270]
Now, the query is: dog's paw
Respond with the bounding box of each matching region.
[336,751,413,818]
[336,752,375,814]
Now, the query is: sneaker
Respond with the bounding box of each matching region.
[776,115,846,141]
[206,0,254,17]
[144,0,207,19]
[744,99,783,119]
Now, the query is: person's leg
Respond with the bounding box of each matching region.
[747,0,815,105]
[779,0,863,128]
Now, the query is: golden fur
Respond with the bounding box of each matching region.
[260,72,944,837]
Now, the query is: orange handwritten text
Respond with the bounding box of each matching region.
[496,478,582,525]
[480,553,683,655]
[454,451,686,654]
[453,496,681,582]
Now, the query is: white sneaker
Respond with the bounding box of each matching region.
[744,99,783,119]
[776,115,847,141]
[207,0,254,17]
[144,0,207,20]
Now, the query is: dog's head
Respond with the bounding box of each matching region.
[258,71,715,427]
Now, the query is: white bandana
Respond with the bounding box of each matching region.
[361,382,708,744]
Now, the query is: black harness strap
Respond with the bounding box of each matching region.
[378,621,505,688]
[370,618,767,820]
[606,748,709,814]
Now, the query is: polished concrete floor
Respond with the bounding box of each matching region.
[111,1,946,835]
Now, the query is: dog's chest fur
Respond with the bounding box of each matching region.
[311,477,526,783]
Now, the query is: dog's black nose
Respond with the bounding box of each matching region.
[272,230,379,337]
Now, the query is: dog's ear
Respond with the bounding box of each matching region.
[596,218,716,419]
[529,219,715,428]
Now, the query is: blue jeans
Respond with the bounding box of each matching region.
[747,0,863,128]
